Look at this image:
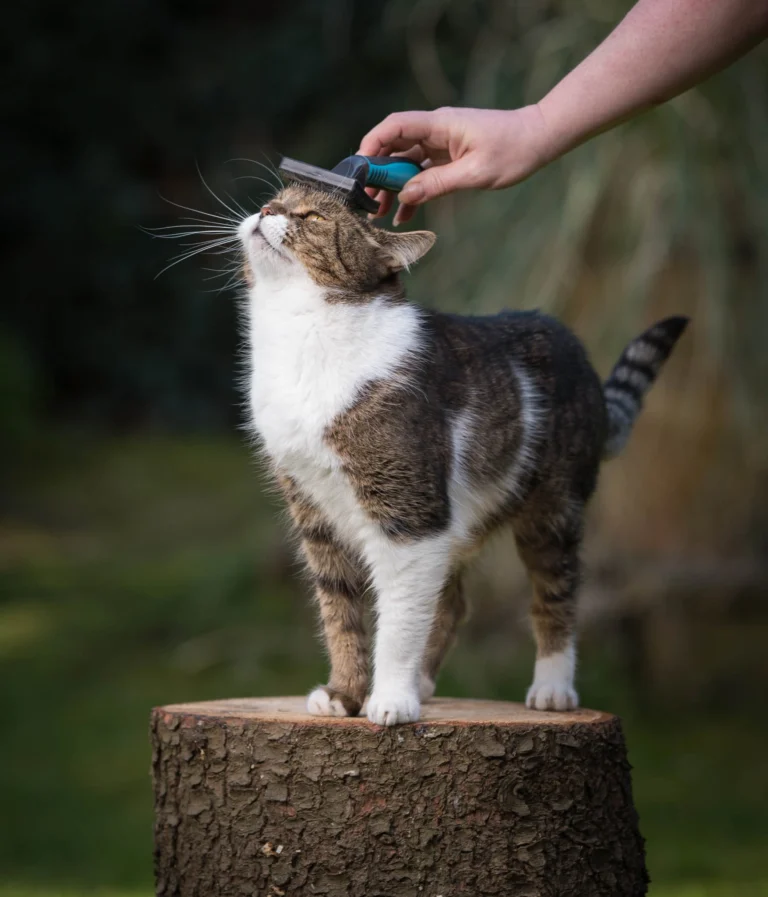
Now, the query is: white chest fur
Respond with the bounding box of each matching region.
[247,273,422,484]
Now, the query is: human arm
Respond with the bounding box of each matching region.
[359,0,768,223]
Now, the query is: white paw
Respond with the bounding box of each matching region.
[526,680,579,712]
[366,689,420,726]
[419,674,436,702]
[306,687,349,717]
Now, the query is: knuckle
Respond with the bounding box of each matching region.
[426,170,447,196]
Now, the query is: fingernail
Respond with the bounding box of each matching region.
[399,184,424,205]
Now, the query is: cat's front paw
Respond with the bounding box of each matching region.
[307,686,362,717]
[525,680,579,712]
[366,688,420,726]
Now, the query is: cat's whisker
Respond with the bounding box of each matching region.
[199,254,245,287]
[195,163,247,223]
[164,231,236,242]
[260,153,286,189]
[175,243,234,252]
[208,244,242,257]
[201,268,246,293]
[158,193,241,226]
[176,214,240,227]
[201,262,242,277]
[168,233,237,246]
[141,216,235,233]
[231,174,276,194]
[226,156,285,191]
[164,239,237,264]
[155,238,239,279]
[145,229,236,241]
[201,271,239,284]
[179,237,239,255]
[225,190,251,219]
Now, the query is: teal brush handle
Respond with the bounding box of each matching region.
[363,156,421,192]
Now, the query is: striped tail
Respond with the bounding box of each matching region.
[603,316,689,458]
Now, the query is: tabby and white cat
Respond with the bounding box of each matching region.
[239,183,687,726]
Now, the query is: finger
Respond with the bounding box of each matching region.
[365,150,422,200]
[368,190,393,220]
[393,203,417,226]
[379,147,424,221]
[398,157,476,206]
[364,187,386,206]
[358,110,444,157]
[374,138,434,156]
[391,145,427,165]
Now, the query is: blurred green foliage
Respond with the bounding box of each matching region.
[0,330,38,463]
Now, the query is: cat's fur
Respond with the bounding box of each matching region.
[240,184,688,725]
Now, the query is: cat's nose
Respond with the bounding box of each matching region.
[261,204,275,216]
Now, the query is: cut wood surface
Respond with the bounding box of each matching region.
[152,697,647,896]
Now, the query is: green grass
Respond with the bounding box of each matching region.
[1,435,766,895]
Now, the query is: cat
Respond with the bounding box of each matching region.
[239,182,687,726]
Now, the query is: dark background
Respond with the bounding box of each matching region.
[2,2,767,896]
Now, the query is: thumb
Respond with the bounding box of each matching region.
[398,159,474,205]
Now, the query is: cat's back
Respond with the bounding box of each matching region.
[423,308,604,411]
[427,308,595,379]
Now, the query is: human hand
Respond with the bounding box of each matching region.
[358,105,550,224]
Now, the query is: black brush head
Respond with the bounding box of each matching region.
[278,156,378,214]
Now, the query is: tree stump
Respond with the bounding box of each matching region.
[152,697,647,897]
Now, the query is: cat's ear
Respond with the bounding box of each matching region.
[375,230,436,271]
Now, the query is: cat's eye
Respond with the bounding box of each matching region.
[304,212,326,222]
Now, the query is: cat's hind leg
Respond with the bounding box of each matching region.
[513,507,582,711]
[420,568,466,701]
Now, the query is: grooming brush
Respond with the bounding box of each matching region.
[278,155,421,214]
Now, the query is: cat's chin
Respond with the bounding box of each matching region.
[247,258,303,285]
[251,230,285,255]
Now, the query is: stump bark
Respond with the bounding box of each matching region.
[152,697,647,897]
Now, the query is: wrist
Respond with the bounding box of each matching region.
[493,105,556,187]
[530,97,572,167]
[525,102,559,169]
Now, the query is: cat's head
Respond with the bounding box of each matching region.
[239,184,435,295]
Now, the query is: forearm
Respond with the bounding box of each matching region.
[537,0,768,161]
